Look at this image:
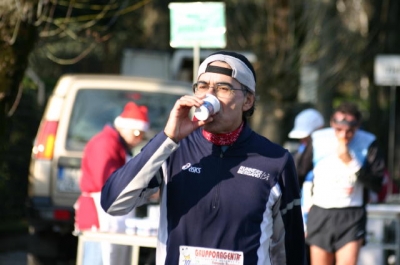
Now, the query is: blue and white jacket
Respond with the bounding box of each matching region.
[299,128,385,209]
[101,123,306,265]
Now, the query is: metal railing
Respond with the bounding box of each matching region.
[358,204,400,265]
[76,231,157,265]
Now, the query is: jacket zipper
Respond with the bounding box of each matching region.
[212,148,224,209]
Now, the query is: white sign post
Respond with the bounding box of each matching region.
[374,55,400,86]
[169,2,226,82]
[374,55,400,197]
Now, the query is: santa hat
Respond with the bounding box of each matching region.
[114,102,149,132]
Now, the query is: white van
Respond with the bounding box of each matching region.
[27,74,192,265]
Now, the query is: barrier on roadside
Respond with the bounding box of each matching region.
[358,204,400,265]
[75,231,157,265]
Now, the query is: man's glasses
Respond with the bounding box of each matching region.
[192,81,246,98]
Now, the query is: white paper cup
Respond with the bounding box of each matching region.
[193,94,220,121]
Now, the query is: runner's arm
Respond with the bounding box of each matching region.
[101,132,179,215]
[356,140,385,193]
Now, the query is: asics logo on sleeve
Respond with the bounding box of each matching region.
[181,163,201,174]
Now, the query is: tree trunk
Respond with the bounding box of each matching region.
[0,12,38,165]
[315,0,338,119]
[244,0,303,144]
[0,1,38,222]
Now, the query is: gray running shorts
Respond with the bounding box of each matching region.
[305,205,366,252]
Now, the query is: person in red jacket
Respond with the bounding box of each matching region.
[75,101,149,265]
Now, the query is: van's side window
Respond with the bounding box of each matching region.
[66,89,181,151]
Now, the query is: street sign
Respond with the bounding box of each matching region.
[374,55,399,198]
[374,55,400,86]
[169,2,226,48]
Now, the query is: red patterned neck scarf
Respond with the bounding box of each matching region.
[202,122,244,146]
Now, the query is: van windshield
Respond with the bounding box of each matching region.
[66,89,181,151]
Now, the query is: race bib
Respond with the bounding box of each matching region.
[179,245,244,265]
